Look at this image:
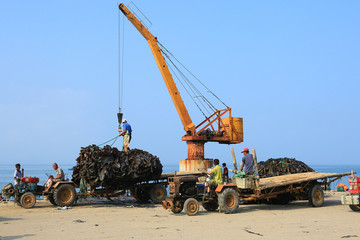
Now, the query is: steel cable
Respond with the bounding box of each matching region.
[158,41,228,108]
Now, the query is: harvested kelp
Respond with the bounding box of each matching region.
[72,145,162,189]
[257,158,314,178]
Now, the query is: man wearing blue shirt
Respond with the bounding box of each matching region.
[119,119,132,152]
[240,147,254,175]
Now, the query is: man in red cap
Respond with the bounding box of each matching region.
[240,148,254,175]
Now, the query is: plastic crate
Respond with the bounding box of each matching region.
[234,176,256,189]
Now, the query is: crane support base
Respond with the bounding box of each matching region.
[179,159,213,173]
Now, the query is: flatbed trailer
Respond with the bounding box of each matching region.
[240,172,351,202]
[78,172,204,204]
[162,172,353,215]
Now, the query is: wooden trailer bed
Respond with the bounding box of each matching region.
[258,172,353,190]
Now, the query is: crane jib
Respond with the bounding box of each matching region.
[118,3,243,145]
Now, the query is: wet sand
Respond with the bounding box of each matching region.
[0,191,359,240]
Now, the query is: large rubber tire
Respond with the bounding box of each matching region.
[309,185,324,207]
[202,201,219,211]
[349,204,360,212]
[150,184,167,204]
[218,188,239,214]
[135,188,151,203]
[53,184,76,207]
[184,198,200,216]
[47,194,57,206]
[171,201,183,214]
[20,192,36,209]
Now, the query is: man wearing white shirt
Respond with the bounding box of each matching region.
[13,163,23,186]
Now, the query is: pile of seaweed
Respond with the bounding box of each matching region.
[72,145,163,189]
[257,158,314,178]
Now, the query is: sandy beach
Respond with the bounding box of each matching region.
[0,191,359,240]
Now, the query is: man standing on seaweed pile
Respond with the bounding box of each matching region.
[119,119,132,152]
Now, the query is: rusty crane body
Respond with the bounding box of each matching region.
[119,3,243,172]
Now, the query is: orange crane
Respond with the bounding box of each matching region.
[119,3,243,172]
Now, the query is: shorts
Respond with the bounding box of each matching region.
[207,180,218,189]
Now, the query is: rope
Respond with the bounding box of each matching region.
[97,135,120,147]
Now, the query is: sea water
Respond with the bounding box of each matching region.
[1,163,359,191]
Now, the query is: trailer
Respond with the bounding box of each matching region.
[1,172,203,208]
[162,172,353,215]
[73,172,203,205]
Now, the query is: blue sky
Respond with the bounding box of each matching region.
[1,1,359,167]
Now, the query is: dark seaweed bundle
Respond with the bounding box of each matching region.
[72,145,163,189]
[257,157,314,178]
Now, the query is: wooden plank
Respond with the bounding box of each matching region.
[231,147,238,171]
[252,149,260,188]
[258,172,353,190]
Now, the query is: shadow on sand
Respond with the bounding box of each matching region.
[169,198,344,216]
[0,234,35,240]
[0,217,23,222]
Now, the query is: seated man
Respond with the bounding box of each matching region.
[44,175,54,189]
[45,163,65,191]
[204,159,223,191]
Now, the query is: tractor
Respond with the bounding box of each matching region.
[161,173,240,216]
[2,176,77,209]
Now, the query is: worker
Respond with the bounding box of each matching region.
[119,119,132,152]
[44,175,54,189]
[45,163,64,191]
[240,148,254,175]
[204,159,223,191]
[13,163,23,187]
[222,163,229,183]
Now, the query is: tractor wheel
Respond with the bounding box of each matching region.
[150,184,167,204]
[20,192,36,209]
[202,202,218,211]
[135,188,151,203]
[184,198,199,216]
[171,201,183,214]
[349,204,360,212]
[53,184,76,207]
[218,188,239,214]
[48,194,57,206]
[309,184,324,207]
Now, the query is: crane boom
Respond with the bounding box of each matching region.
[119,4,196,134]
